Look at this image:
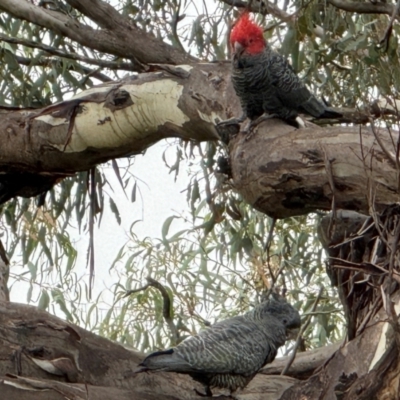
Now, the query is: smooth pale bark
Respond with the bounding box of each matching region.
[1,2,399,400]
[0,62,237,201]
[0,63,235,174]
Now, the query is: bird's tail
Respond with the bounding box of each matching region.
[139,349,174,370]
[301,96,342,119]
[139,349,194,372]
[319,108,342,119]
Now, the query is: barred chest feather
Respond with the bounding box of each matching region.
[231,49,274,120]
[209,373,256,391]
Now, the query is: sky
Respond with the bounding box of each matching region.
[7,0,219,304]
[9,140,190,304]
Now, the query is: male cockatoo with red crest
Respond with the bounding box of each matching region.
[224,12,341,132]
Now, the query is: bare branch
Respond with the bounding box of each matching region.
[0,33,142,73]
[146,277,179,345]
[219,0,293,22]
[0,240,9,303]
[0,0,196,65]
[379,0,400,47]
[13,55,113,82]
[369,118,397,167]
[126,278,179,345]
[281,287,324,375]
[327,0,398,16]
[262,342,341,378]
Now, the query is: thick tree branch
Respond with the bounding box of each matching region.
[0,301,311,399]
[327,0,399,16]
[281,321,398,399]
[0,33,141,73]
[219,0,293,22]
[0,298,396,399]
[229,119,400,219]
[0,62,236,202]
[0,0,196,65]
[261,342,342,379]
[0,56,393,211]
[13,55,112,82]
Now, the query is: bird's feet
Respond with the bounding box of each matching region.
[241,113,278,141]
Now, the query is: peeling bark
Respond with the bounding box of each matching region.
[229,119,400,218]
[0,302,313,400]
[283,208,400,400]
[0,298,396,400]
[0,59,393,214]
[0,63,239,202]
[1,2,399,400]
[0,63,236,173]
[1,71,399,399]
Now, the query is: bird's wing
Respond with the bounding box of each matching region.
[268,51,313,105]
[175,316,278,375]
[140,348,196,372]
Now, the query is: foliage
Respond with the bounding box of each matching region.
[5,0,400,353]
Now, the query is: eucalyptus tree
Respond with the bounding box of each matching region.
[0,0,399,398]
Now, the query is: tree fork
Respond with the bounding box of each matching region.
[279,209,400,399]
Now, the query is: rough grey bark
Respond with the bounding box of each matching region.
[0,59,394,210]
[229,119,400,218]
[0,63,398,400]
[0,301,323,400]
[282,208,400,400]
[1,2,399,400]
[0,295,396,400]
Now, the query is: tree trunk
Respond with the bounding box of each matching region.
[1,59,399,399]
[0,301,330,400]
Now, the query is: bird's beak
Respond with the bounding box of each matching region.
[234,41,243,53]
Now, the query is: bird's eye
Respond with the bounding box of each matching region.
[282,318,288,325]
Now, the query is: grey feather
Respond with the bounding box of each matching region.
[232,44,342,123]
[139,296,301,392]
